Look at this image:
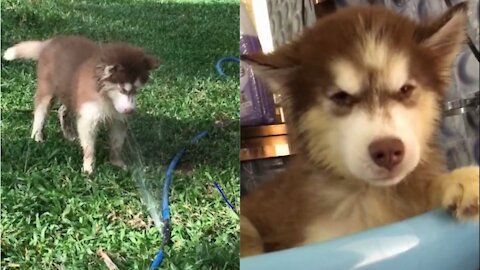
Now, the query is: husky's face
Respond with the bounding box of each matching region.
[243,4,466,186]
[101,77,145,115]
[97,43,160,114]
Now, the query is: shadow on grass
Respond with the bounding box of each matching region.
[1,109,238,180]
[125,112,238,169]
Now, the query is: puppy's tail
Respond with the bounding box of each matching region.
[3,40,50,61]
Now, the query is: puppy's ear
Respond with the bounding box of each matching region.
[415,2,467,74]
[145,55,160,70]
[100,64,124,80]
[241,43,300,93]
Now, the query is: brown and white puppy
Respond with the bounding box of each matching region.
[240,3,479,257]
[3,35,159,174]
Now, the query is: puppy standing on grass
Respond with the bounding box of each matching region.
[240,3,479,256]
[3,35,160,174]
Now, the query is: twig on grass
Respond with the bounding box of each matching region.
[97,248,119,270]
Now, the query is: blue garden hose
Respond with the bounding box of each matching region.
[214,181,237,215]
[215,57,240,77]
[150,131,208,269]
[151,58,238,269]
[149,130,237,269]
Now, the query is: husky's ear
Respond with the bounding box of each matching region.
[145,55,160,70]
[241,43,300,93]
[416,3,467,71]
[98,64,124,80]
[102,64,125,79]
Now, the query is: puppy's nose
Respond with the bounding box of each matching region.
[368,137,404,171]
[123,108,135,114]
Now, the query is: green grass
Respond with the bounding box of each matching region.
[1,0,240,269]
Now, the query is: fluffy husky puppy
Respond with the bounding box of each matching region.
[3,35,160,174]
[240,3,479,256]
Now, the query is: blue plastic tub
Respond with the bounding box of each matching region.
[240,209,479,270]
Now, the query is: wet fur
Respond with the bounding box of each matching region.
[240,4,479,256]
[3,35,159,174]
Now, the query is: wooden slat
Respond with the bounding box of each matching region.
[241,124,288,139]
[240,134,293,161]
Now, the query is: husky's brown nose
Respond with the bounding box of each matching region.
[123,108,135,114]
[369,138,404,171]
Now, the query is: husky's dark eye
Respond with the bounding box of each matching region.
[329,91,356,106]
[399,84,415,98]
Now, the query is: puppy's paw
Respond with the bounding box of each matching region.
[442,166,479,221]
[82,164,94,175]
[110,158,127,170]
[240,215,264,257]
[31,131,44,142]
[3,47,16,61]
[62,130,77,141]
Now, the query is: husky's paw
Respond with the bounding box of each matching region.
[82,163,94,175]
[110,158,127,170]
[3,47,16,61]
[442,166,479,221]
[31,131,44,142]
[240,215,264,257]
[62,130,77,141]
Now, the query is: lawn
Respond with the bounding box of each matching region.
[1,0,240,269]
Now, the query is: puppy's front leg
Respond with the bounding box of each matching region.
[435,166,479,221]
[109,118,127,170]
[77,105,100,174]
